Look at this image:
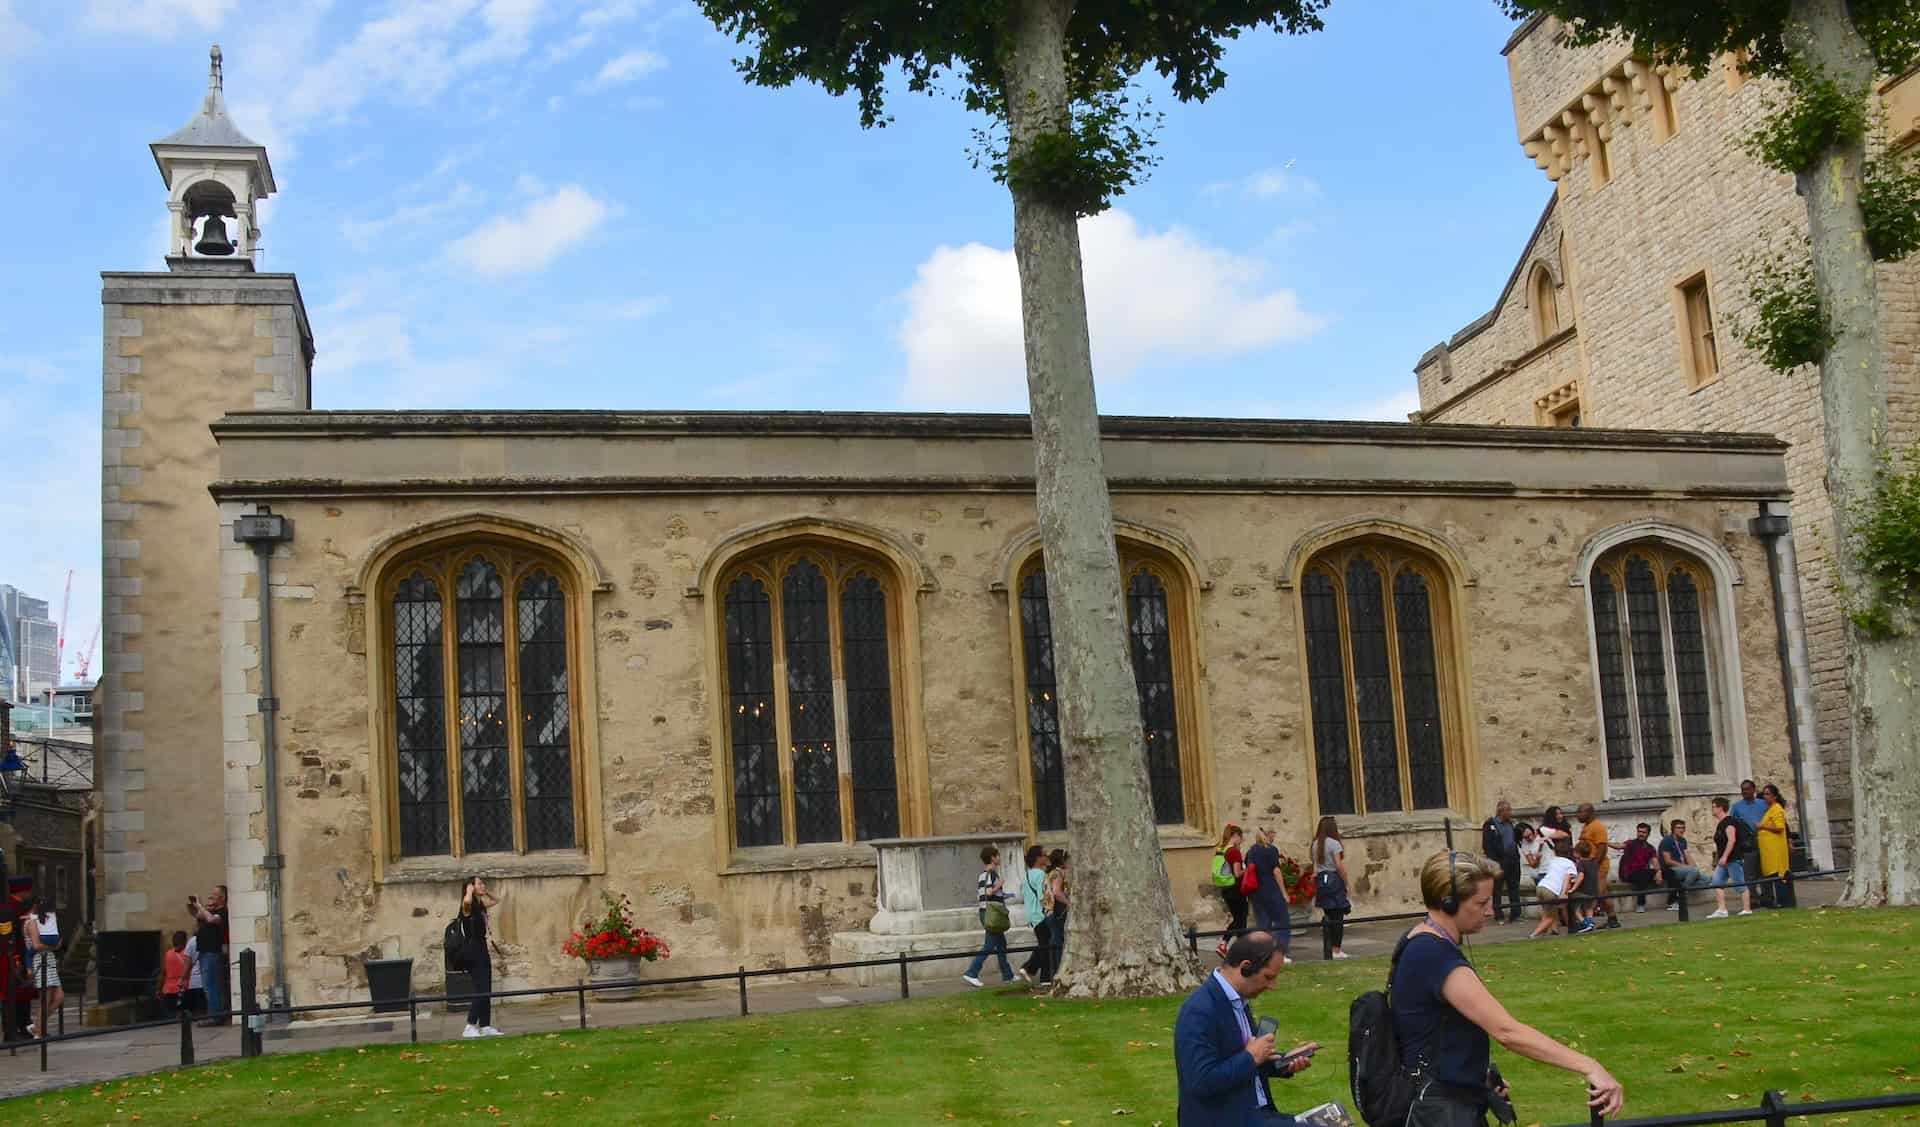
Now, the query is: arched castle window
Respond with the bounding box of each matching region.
[1530,263,1560,343]
[1300,538,1465,816]
[1014,545,1202,831]
[1588,543,1724,782]
[719,542,905,849]
[384,541,582,858]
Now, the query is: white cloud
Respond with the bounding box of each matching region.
[592,48,664,87]
[0,0,38,56]
[580,0,644,29]
[0,355,63,383]
[445,183,611,277]
[1206,166,1322,202]
[457,0,549,67]
[82,0,234,37]
[1339,389,1422,422]
[899,209,1329,409]
[341,182,485,250]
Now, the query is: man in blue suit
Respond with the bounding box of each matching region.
[1175,931,1320,1126]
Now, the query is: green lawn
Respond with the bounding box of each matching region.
[13,908,1920,1126]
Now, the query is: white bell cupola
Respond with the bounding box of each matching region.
[151,44,277,270]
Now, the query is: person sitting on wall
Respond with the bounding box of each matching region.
[1174,930,1319,1125]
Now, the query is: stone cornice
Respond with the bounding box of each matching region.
[210,408,1782,452]
[101,270,314,365]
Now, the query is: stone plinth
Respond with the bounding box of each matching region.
[830,831,1033,985]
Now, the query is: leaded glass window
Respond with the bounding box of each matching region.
[1018,550,1197,830]
[386,544,582,859]
[724,575,781,847]
[1128,567,1185,825]
[719,545,904,850]
[1020,570,1067,833]
[1300,541,1461,816]
[1587,544,1722,783]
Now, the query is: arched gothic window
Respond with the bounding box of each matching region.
[1588,544,1722,781]
[720,543,904,849]
[1530,263,1560,343]
[386,543,580,858]
[1016,549,1199,831]
[1300,539,1464,816]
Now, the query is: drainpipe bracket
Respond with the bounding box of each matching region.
[257,697,279,712]
[1749,514,1791,537]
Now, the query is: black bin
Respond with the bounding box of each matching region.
[95,930,163,1004]
[364,958,414,1014]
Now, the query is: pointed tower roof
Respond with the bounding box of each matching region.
[150,45,276,192]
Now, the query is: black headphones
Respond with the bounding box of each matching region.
[1438,827,1461,915]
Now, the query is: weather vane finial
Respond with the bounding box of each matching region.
[209,44,223,93]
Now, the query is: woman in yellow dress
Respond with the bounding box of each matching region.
[1757,784,1796,909]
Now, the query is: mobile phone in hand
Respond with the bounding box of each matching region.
[1255,1017,1278,1040]
[1279,1046,1319,1068]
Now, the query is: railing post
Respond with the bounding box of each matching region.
[1187,923,1198,956]
[1678,885,1691,922]
[1762,1090,1789,1127]
[577,981,587,1030]
[39,1024,47,1072]
[737,966,748,1016]
[898,952,910,999]
[408,996,418,1044]
[1589,1103,1603,1127]
[178,1003,195,1067]
[238,948,261,1059]
[1322,919,1333,961]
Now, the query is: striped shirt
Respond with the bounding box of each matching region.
[977,868,1010,903]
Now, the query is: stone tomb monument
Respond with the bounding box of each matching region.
[830,832,1037,985]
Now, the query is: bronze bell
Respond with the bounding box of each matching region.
[194,214,235,256]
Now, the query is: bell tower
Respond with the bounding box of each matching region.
[150,44,277,268]
[99,44,311,1006]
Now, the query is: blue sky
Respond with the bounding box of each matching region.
[0,0,1549,681]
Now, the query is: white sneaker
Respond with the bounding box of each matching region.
[1015,968,1031,984]
[1706,909,1729,919]
[462,1024,483,1038]
[1283,956,1294,966]
[1666,903,1680,911]
[1736,909,1753,917]
[481,1026,505,1036]
[1331,951,1352,960]
[1635,905,1647,913]
[962,975,984,988]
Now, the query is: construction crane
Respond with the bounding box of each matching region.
[54,569,72,684]
[74,624,99,684]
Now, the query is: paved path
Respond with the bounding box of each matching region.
[0,878,1843,1101]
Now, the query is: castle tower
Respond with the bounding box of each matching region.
[97,46,311,1003]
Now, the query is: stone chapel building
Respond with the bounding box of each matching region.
[1412,15,1920,865]
[97,48,1824,1004]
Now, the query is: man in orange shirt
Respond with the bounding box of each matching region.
[1577,804,1622,929]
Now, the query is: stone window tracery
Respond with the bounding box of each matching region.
[385,542,580,859]
[1015,546,1201,832]
[1588,543,1723,783]
[720,543,904,849]
[1299,539,1464,817]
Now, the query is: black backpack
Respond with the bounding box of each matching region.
[443,915,469,971]
[1348,933,1421,1127]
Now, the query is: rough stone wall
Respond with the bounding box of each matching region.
[247,486,1794,1001]
[97,273,311,948]
[1415,33,1920,862]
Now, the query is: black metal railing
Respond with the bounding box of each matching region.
[1,868,1852,1079]
[1568,1089,1920,1127]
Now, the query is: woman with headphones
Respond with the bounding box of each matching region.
[1393,850,1625,1127]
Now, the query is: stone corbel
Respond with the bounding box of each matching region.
[1542,123,1569,179]
[1602,73,1634,125]
[1624,58,1655,116]
[1582,93,1612,141]
[1561,110,1589,159]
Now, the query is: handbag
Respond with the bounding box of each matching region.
[1240,862,1259,895]
[982,900,1011,934]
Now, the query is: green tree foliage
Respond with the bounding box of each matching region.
[1496,1,1920,79]
[1862,145,1920,261]
[1734,246,1833,371]
[1850,448,1920,639]
[696,0,1330,212]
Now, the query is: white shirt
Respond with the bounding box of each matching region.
[1519,836,1550,878]
[185,936,204,989]
[1539,855,1578,897]
[1210,969,1268,1110]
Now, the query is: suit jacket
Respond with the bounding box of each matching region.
[1175,973,1293,1126]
